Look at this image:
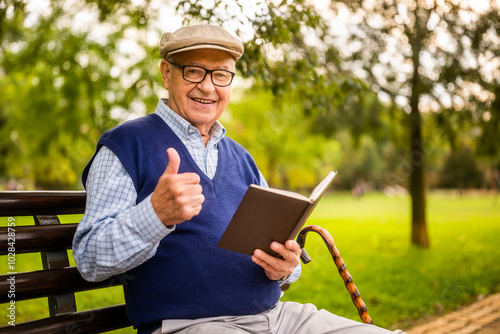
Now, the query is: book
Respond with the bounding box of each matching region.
[217,171,337,256]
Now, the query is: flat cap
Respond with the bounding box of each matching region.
[159,25,244,60]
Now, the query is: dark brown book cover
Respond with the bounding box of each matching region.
[217,171,337,256]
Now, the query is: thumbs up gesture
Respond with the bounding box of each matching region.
[151,148,205,226]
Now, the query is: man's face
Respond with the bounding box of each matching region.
[161,49,235,134]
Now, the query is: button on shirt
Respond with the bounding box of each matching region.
[72,99,300,284]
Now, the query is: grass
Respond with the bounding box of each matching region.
[282,191,500,330]
[1,192,499,332]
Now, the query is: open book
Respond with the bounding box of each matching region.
[217,171,337,256]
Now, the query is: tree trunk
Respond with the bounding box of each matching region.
[409,101,430,248]
[409,15,430,248]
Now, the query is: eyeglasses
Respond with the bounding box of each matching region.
[167,60,235,87]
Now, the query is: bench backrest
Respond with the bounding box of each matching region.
[0,191,132,334]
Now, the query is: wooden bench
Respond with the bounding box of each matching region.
[0,191,132,333]
[0,191,372,333]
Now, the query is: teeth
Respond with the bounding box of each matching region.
[193,98,213,104]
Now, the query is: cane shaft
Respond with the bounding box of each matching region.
[296,225,373,325]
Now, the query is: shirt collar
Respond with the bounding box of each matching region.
[155,98,226,145]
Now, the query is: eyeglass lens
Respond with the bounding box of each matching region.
[183,66,233,86]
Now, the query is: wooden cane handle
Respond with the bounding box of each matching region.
[296,225,373,325]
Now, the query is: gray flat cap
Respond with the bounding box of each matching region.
[159,25,244,60]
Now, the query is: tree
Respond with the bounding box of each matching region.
[0,0,161,188]
[177,0,388,143]
[439,147,484,190]
[1,0,346,188]
[226,86,342,190]
[326,0,500,247]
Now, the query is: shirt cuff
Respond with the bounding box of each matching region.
[131,193,175,244]
[279,263,301,285]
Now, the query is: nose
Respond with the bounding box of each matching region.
[196,73,216,94]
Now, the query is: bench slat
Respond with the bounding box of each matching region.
[0,224,77,255]
[0,267,124,304]
[0,190,135,333]
[0,191,86,216]
[0,304,132,334]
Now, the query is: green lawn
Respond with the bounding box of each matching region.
[282,191,500,330]
[1,192,499,332]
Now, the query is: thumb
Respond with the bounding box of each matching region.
[164,148,181,175]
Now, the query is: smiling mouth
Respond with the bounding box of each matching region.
[192,97,215,104]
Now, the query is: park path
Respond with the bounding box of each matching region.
[405,293,500,334]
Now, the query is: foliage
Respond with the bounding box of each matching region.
[0,0,161,189]
[334,133,396,190]
[177,0,386,143]
[343,0,499,148]
[0,0,376,189]
[476,85,500,158]
[226,87,453,192]
[438,147,484,189]
[328,0,500,124]
[325,0,500,247]
[0,0,496,248]
[225,87,342,190]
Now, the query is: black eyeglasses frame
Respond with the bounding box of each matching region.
[167,60,235,87]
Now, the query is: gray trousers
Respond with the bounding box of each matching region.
[152,301,395,334]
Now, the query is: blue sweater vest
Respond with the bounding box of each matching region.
[82,114,281,333]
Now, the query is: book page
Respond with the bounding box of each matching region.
[250,184,310,201]
[310,171,337,201]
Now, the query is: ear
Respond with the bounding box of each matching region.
[160,59,171,90]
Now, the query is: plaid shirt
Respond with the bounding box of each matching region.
[73,99,300,284]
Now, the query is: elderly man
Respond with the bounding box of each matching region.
[73,24,394,334]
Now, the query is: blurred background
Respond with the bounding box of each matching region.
[0,0,499,332]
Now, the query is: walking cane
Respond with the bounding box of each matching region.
[296,225,373,325]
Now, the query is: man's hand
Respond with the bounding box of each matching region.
[251,240,301,281]
[151,148,205,226]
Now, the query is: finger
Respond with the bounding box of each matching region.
[173,172,201,185]
[180,183,203,196]
[253,249,281,268]
[164,148,181,175]
[192,203,203,215]
[251,253,274,271]
[252,253,286,280]
[188,193,205,207]
[270,242,285,256]
[271,241,299,261]
[183,202,204,221]
[170,194,204,222]
[172,190,205,209]
[285,240,302,256]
